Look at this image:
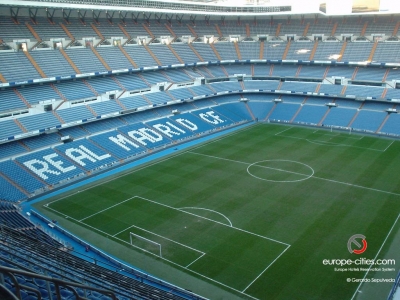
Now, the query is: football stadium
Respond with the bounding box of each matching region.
[0,0,400,299]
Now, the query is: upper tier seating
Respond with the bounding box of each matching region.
[65,47,107,73]
[17,83,60,105]
[0,17,34,41]
[214,42,237,60]
[0,52,40,82]
[354,67,387,81]
[85,76,121,94]
[62,19,98,39]
[22,132,61,150]
[148,44,180,65]
[18,112,61,131]
[264,41,287,60]
[298,65,327,78]
[271,64,299,77]
[172,43,201,64]
[119,94,150,109]
[54,80,95,101]
[0,89,28,112]
[0,120,24,140]
[341,42,373,62]
[92,22,125,39]
[192,43,219,61]
[113,73,149,90]
[312,42,343,61]
[0,141,27,160]
[89,100,122,115]
[373,43,400,63]
[57,105,96,123]
[223,64,251,76]
[96,46,134,70]
[285,42,314,60]
[219,21,246,36]
[124,45,158,67]
[30,50,75,77]
[30,17,68,40]
[239,42,260,60]
[163,69,192,82]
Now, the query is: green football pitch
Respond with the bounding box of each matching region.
[36,123,400,300]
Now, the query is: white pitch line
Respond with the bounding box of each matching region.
[79,196,136,221]
[274,126,293,136]
[383,140,394,152]
[113,223,205,254]
[186,253,206,268]
[188,151,400,198]
[137,196,290,247]
[242,245,291,293]
[179,207,233,227]
[350,212,400,300]
[45,202,260,300]
[276,134,385,152]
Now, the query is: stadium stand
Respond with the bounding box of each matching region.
[351,110,387,132]
[322,107,357,127]
[0,89,28,112]
[0,160,46,194]
[2,10,400,300]
[0,52,40,82]
[30,50,75,77]
[268,103,300,121]
[293,105,329,125]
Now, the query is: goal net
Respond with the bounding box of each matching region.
[130,232,162,258]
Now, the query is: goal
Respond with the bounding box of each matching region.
[129,232,162,258]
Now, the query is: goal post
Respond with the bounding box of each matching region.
[130,232,162,258]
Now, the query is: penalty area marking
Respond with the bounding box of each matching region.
[275,127,393,152]
[45,195,290,300]
[179,207,233,227]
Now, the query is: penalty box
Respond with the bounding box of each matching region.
[81,196,290,292]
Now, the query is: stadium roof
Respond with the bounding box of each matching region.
[0,0,399,16]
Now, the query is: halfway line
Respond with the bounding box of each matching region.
[188,151,400,197]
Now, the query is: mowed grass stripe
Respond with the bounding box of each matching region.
[80,196,288,291]
[42,124,400,300]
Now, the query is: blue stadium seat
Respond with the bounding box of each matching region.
[117,123,172,149]
[89,130,147,159]
[55,139,117,172]
[294,105,329,125]
[0,175,27,202]
[248,101,275,120]
[322,107,357,127]
[268,103,300,122]
[145,118,195,141]
[351,110,387,132]
[15,148,85,185]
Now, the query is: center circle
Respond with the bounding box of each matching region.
[247,159,314,183]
